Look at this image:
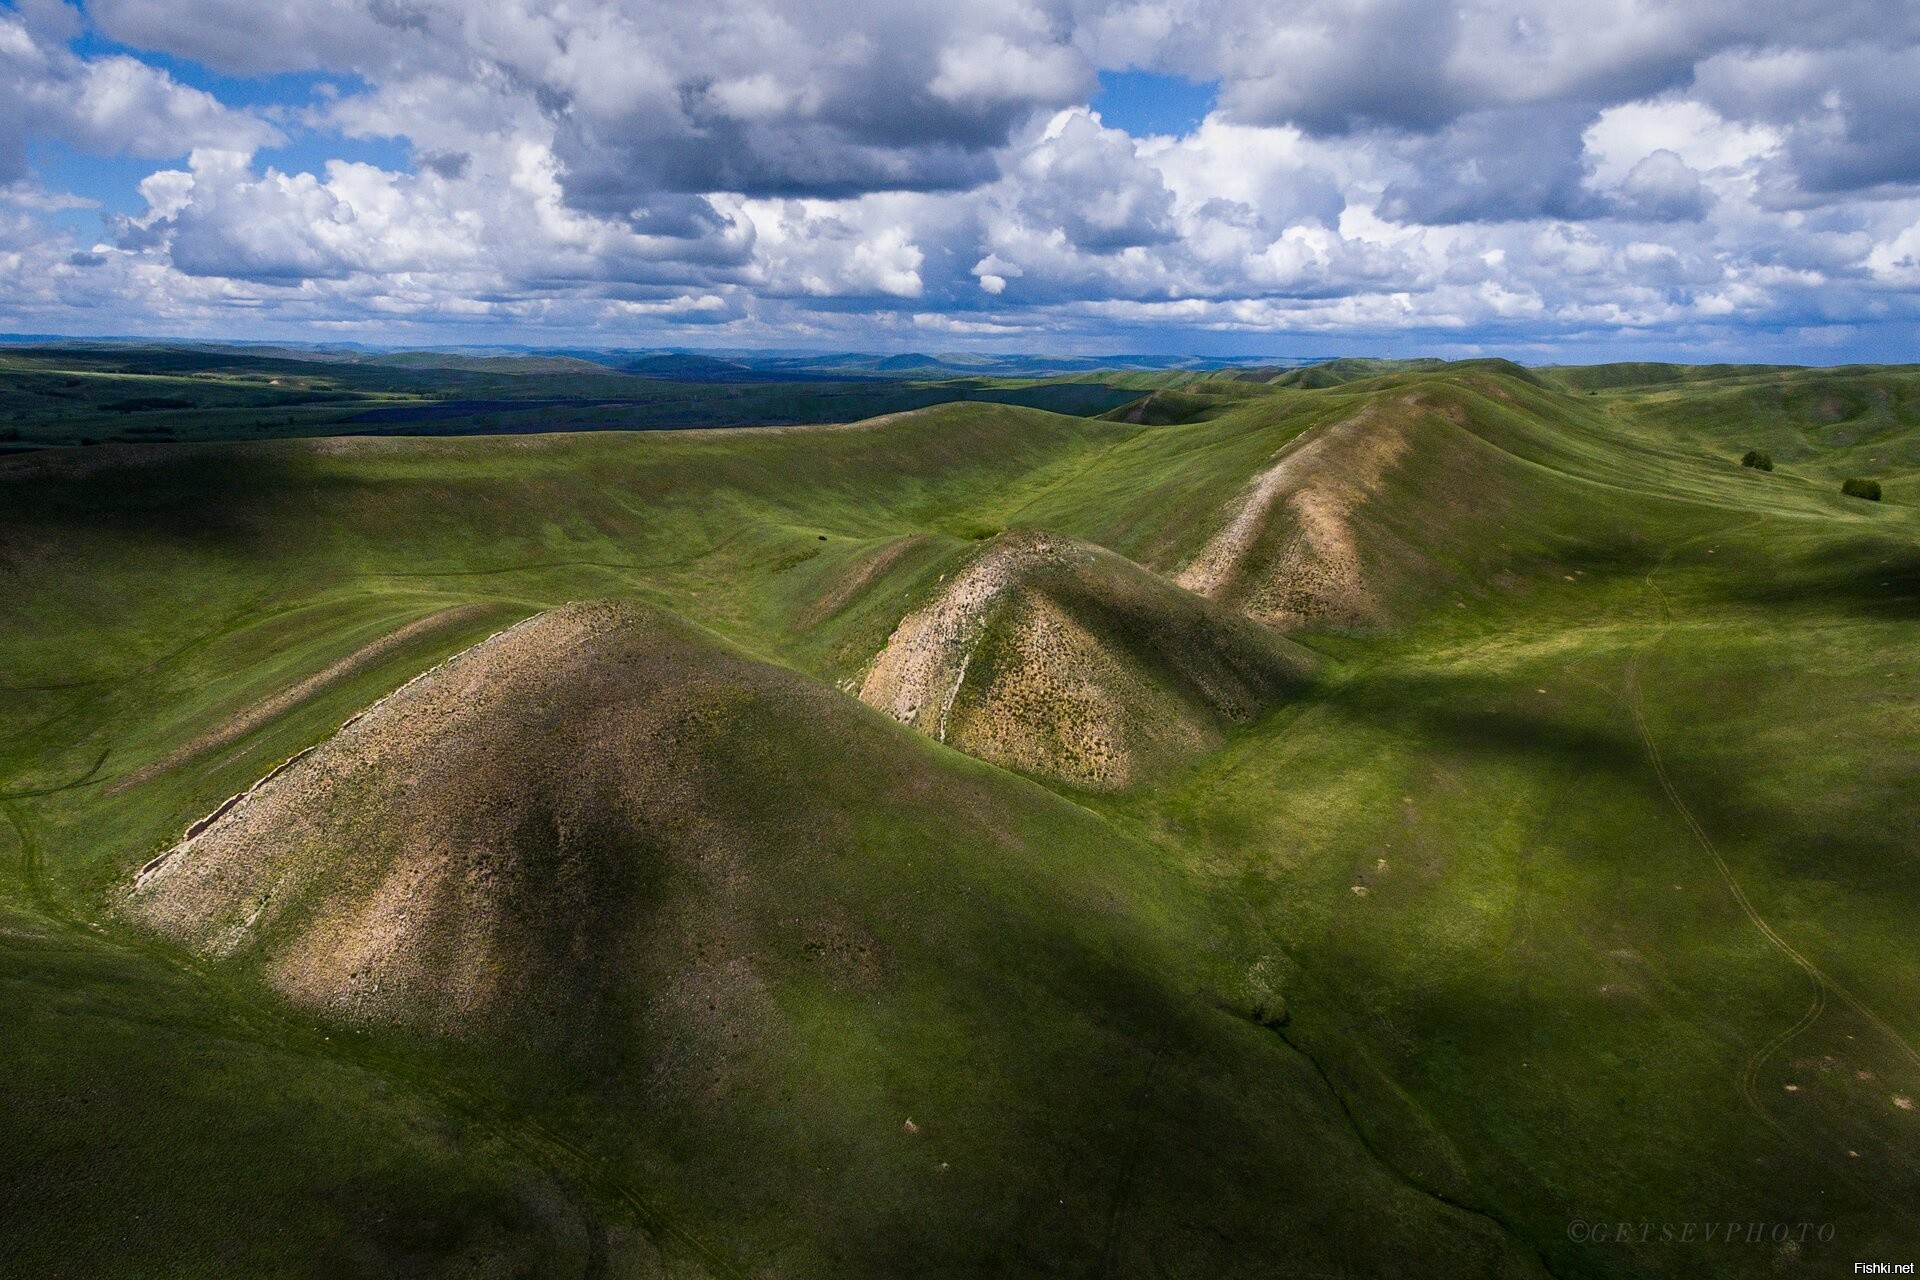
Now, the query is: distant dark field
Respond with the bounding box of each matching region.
[339,384,1141,432]
[345,397,637,423]
[0,343,1160,446]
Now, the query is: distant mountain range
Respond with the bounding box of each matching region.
[0,334,1324,381]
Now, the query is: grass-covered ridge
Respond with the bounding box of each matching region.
[856,529,1318,788]
[3,359,1918,1278]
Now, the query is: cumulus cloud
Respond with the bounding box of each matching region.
[1008,111,1176,252]
[1377,106,1608,225]
[0,0,1916,355]
[92,0,1098,205]
[743,194,931,298]
[0,3,278,182]
[1615,150,1711,221]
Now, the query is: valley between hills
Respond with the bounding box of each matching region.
[3,356,1918,1278]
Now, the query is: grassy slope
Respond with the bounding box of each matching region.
[3,364,1919,1276]
[107,600,1529,1278]
[855,530,1319,788]
[1088,366,1920,1277]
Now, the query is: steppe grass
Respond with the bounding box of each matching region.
[2,362,1917,1277]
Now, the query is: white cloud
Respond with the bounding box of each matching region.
[0,0,1914,355]
[0,8,278,182]
[1615,150,1711,222]
[1584,99,1778,185]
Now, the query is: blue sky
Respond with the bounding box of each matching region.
[2,0,1919,360]
[1091,72,1216,139]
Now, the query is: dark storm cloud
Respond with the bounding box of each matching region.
[1213,0,1465,134]
[1779,51,1920,194]
[551,116,1002,206]
[1202,0,1920,136]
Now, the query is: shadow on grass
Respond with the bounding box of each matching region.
[1702,536,1920,621]
[0,445,396,551]
[1312,651,1920,929]
[1318,670,1651,778]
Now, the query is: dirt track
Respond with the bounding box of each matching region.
[1625,528,1920,1219]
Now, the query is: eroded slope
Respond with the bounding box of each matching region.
[858,530,1317,788]
[1173,400,1413,628]
[1170,386,1554,630]
[123,602,681,1036]
[109,596,1537,1280]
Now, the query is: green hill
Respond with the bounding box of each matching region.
[102,599,1528,1278]
[856,531,1317,788]
[4,359,1920,1278]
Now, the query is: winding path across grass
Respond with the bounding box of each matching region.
[1626,527,1920,1219]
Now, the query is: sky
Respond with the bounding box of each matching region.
[3,0,1920,361]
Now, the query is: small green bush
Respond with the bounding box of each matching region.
[1841,477,1882,502]
[1740,449,1773,471]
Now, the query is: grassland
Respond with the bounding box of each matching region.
[0,343,1141,449]
[1,357,1917,1277]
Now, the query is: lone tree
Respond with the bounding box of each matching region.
[1741,449,1773,471]
[1841,477,1882,501]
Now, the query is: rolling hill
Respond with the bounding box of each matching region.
[4,357,1919,1278]
[856,530,1317,788]
[103,598,1535,1278]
